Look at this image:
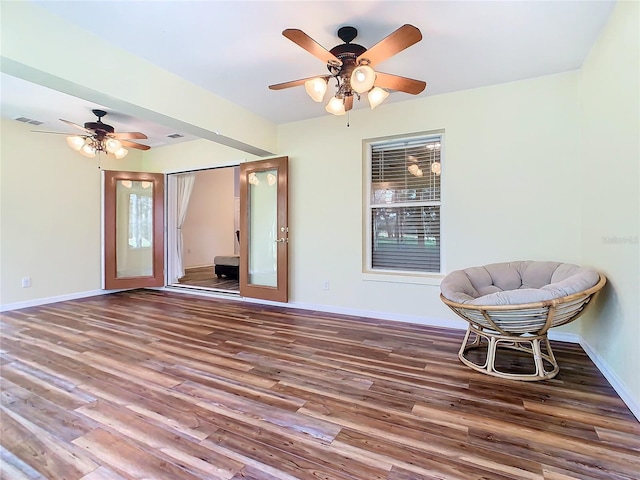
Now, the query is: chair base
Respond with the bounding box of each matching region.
[459,324,559,381]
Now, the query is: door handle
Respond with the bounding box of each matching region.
[275,238,288,243]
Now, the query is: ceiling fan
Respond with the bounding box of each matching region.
[34,109,150,159]
[269,24,427,115]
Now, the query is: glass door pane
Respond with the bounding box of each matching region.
[116,180,154,278]
[240,157,288,303]
[103,171,164,290]
[248,170,278,287]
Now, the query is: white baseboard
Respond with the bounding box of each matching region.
[0,289,118,312]
[289,300,469,331]
[162,285,241,299]
[160,287,468,330]
[184,264,216,270]
[579,337,640,422]
[547,330,581,344]
[547,330,638,420]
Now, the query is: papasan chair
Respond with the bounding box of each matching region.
[440,261,606,381]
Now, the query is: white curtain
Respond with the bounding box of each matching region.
[175,173,196,279]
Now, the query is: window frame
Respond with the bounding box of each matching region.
[363,130,445,282]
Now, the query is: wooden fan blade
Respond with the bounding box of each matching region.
[344,95,354,112]
[283,29,342,66]
[32,130,85,136]
[374,72,426,95]
[121,139,150,151]
[269,75,331,90]
[60,118,92,134]
[109,132,148,140]
[357,24,422,67]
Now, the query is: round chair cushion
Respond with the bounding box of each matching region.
[440,261,600,306]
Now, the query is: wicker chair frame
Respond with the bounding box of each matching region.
[440,274,606,381]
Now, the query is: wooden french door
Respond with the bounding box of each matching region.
[239,157,289,302]
[103,171,165,290]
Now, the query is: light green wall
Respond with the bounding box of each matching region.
[579,1,639,413]
[138,138,258,173]
[0,128,259,307]
[182,168,236,269]
[278,71,582,324]
[0,119,145,304]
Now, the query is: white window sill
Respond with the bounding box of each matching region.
[362,271,444,286]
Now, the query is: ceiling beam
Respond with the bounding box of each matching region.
[0,2,276,158]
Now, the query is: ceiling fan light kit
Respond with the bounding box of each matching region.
[104,138,123,154]
[350,64,376,94]
[368,87,389,109]
[304,77,328,102]
[66,135,85,151]
[325,96,346,116]
[270,24,426,116]
[69,135,129,159]
[34,109,149,159]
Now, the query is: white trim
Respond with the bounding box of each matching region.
[161,285,242,301]
[289,301,468,330]
[162,286,467,329]
[548,329,639,421]
[362,272,444,286]
[166,174,178,285]
[163,172,170,285]
[547,330,581,344]
[0,289,123,312]
[162,156,284,175]
[163,158,245,175]
[183,263,217,270]
[100,171,106,289]
[547,329,639,421]
[579,337,640,422]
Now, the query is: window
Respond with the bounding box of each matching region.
[366,133,442,274]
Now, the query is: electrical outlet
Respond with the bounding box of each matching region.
[21,277,31,288]
[323,280,330,290]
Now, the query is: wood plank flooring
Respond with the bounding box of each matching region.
[1,289,638,480]
[177,266,239,292]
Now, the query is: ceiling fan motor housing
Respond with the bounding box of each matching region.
[329,29,368,98]
[84,109,115,137]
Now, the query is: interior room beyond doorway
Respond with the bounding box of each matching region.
[171,165,240,293]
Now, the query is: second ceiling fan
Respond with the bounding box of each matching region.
[34,109,150,159]
[269,24,426,115]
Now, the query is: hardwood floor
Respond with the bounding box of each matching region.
[177,266,239,292]
[1,289,638,480]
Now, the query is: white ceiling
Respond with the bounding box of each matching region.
[2,0,615,148]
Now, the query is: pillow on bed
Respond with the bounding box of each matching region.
[214,255,240,267]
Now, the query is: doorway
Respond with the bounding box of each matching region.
[167,165,241,294]
[106,158,289,301]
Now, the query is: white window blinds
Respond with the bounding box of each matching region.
[368,135,442,273]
